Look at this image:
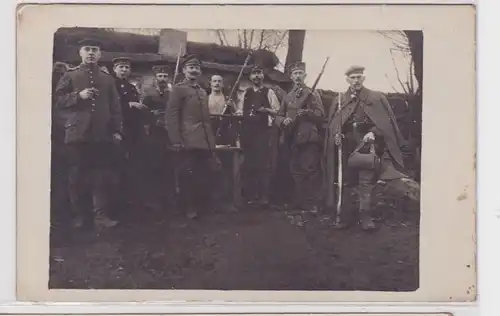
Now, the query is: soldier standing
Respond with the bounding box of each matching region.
[238,65,280,206]
[111,57,148,211]
[324,65,407,230]
[166,54,221,219]
[275,61,325,213]
[142,64,174,211]
[54,38,123,230]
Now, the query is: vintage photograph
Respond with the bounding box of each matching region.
[48,27,423,291]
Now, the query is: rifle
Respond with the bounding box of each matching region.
[283,57,330,146]
[172,44,183,85]
[223,52,252,115]
[334,92,344,227]
[214,51,252,144]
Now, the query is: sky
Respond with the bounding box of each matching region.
[118,29,417,93]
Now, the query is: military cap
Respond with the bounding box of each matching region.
[152,64,170,75]
[345,65,365,76]
[250,64,264,74]
[77,38,103,48]
[182,54,201,67]
[289,61,306,73]
[112,57,132,66]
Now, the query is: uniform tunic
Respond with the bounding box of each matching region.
[166,79,218,212]
[275,84,325,208]
[141,85,174,209]
[113,77,144,143]
[54,62,123,220]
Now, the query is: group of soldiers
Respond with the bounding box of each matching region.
[51,38,408,238]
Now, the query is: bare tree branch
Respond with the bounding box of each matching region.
[258,30,266,49]
[385,74,400,94]
[243,30,248,49]
[249,29,255,48]
[215,30,225,45]
[237,30,242,47]
[389,48,409,94]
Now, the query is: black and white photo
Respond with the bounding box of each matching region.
[49,27,422,291]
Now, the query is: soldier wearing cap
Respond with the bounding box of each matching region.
[324,65,407,230]
[111,57,148,211]
[275,61,325,213]
[166,54,221,219]
[141,63,174,212]
[238,64,280,206]
[54,38,123,230]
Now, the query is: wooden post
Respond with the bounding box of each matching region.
[232,149,243,208]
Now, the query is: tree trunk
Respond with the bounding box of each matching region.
[284,30,306,71]
[403,30,423,182]
[403,31,423,96]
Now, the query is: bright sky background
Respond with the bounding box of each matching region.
[118,29,417,93]
[186,30,415,93]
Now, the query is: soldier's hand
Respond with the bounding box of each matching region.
[363,132,376,143]
[129,101,147,110]
[79,88,96,100]
[171,143,183,152]
[334,134,343,146]
[283,117,293,126]
[297,109,309,116]
[256,107,269,113]
[151,109,163,116]
[112,133,122,144]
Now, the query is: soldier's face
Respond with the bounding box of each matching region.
[347,73,365,90]
[79,46,101,64]
[183,65,202,80]
[114,64,131,79]
[291,70,306,85]
[250,71,264,85]
[155,73,168,85]
[210,75,224,92]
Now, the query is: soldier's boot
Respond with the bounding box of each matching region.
[359,210,376,231]
[186,207,198,220]
[94,212,118,229]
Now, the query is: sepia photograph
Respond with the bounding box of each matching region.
[16,4,475,302]
[48,26,422,291]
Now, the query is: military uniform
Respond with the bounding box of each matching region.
[275,62,325,211]
[141,64,174,211]
[166,54,219,218]
[54,38,123,229]
[324,65,407,230]
[239,65,281,205]
[111,57,148,212]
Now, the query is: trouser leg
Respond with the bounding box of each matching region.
[68,165,93,228]
[357,169,376,230]
[179,150,212,218]
[290,144,321,210]
[91,167,119,228]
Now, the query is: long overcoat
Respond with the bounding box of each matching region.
[324,87,406,208]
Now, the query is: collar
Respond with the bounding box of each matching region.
[252,84,264,92]
[182,78,201,88]
[154,82,168,93]
[210,91,225,97]
[344,86,369,104]
[293,83,306,91]
[79,63,99,70]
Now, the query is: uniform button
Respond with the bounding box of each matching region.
[124,92,127,95]
[121,84,125,88]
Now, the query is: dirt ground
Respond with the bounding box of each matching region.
[49,190,420,291]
